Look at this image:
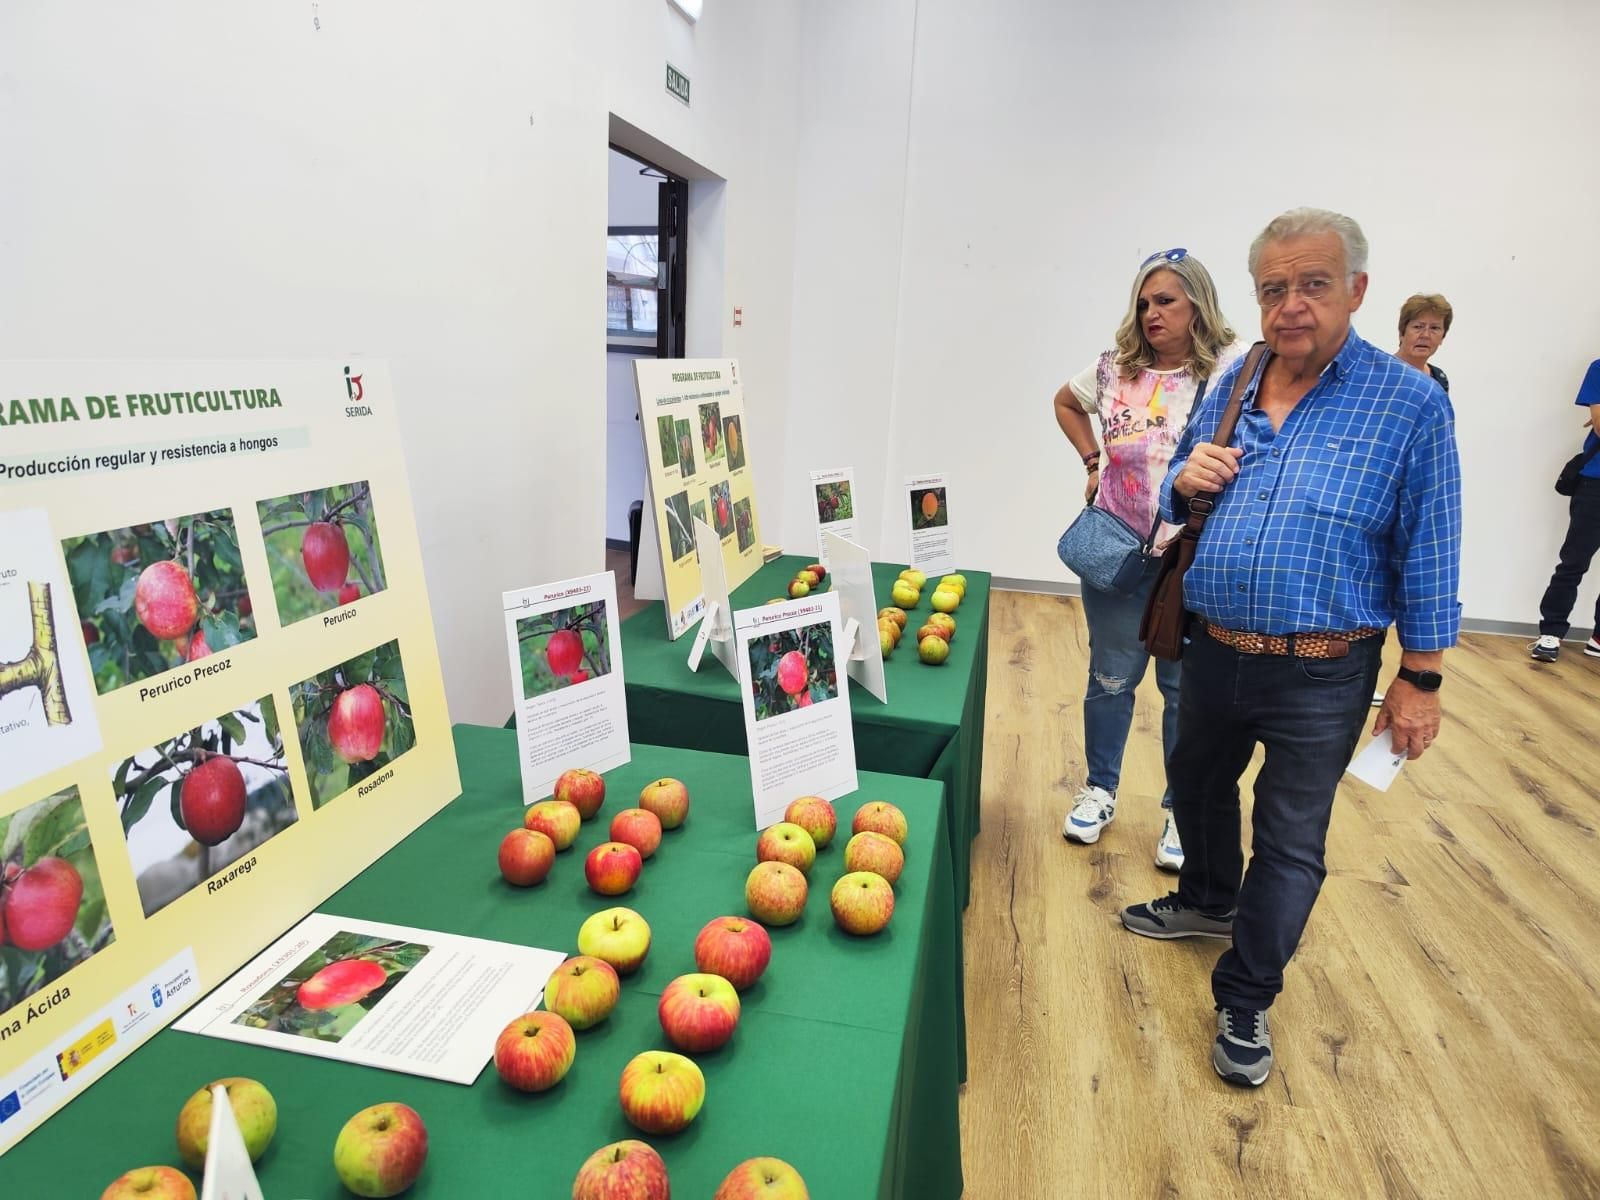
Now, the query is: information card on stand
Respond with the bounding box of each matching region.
[175,913,564,1085]
[502,571,630,804]
[809,467,857,565]
[906,472,955,576]
[822,532,888,704]
[733,592,858,827]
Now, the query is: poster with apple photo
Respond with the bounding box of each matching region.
[810,468,857,566]
[906,472,956,576]
[503,572,631,804]
[175,912,566,1084]
[0,509,104,796]
[734,591,858,828]
[291,640,416,810]
[0,785,117,1017]
[111,695,298,919]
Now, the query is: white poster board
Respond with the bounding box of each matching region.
[502,571,631,804]
[906,472,955,576]
[822,532,887,704]
[733,592,859,828]
[175,913,564,1085]
[809,467,857,566]
[686,518,738,678]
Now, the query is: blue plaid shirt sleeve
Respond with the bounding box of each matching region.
[1160,356,1248,524]
[1390,393,1463,650]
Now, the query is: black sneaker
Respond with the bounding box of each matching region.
[1530,635,1561,663]
[1586,638,1600,659]
[1213,1006,1273,1086]
[1121,894,1234,940]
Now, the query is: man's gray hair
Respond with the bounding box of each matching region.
[1248,208,1369,279]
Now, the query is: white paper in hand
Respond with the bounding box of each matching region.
[1345,731,1406,792]
[200,1084,266,1200]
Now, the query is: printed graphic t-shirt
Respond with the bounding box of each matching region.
[1068,341,1246,538]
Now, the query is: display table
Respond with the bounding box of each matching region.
[5,726,963,1200]
[617,555,990,913]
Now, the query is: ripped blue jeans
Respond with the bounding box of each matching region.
[1079,559,1179,809]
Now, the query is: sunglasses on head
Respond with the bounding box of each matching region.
[1141,248,1188,267]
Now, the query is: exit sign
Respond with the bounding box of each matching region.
[666,63,691,107]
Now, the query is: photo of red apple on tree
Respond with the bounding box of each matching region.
[517,601,611,699]
[724,414,747,472]
[291,639,415,809]
[710,480,735,539]
[257,481,387,626]
[111,695,298,919]
[816,480,853,523]
[747,621,838,722]
[911,486,948,530]
[699,401,725,465]
[232,929,430,1044]
[0,786,116,1015]
[62,509,257,697]
[734,497,755,552]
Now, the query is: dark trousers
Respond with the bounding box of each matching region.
[1169,627,1383,1011]
[1539,476,1600,639]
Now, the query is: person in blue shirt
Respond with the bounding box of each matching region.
[1530,360,1600,661]
[1120,208,1463,1088]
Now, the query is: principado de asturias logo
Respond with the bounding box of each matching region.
[343,366,372,418]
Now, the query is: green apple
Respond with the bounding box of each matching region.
[577,906,652,975]
[174,1077,276,1169]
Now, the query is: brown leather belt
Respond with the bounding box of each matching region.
[1200,621,1383,659]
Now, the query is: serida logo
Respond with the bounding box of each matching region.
[344,366,373,418]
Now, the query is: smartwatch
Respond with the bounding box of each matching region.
[1396,666,1443,692]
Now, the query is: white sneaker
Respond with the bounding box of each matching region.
[1154,813,1184,872]
[1586,638,1600,659]
[1063,786,1116,844]
[1531,635,1561,663]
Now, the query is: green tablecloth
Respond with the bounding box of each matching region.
[618,555,989,914]
[5,725,963,1200]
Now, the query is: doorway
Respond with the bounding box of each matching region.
[605,144,688,618]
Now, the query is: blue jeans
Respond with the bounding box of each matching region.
[1170,626,1383,1010]
[1079,559,1180,809]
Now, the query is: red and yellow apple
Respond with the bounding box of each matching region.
[543,956,620,1030]
[577,907,651,975]
[852,801,909,846]
[329,683,386,764]
[585,841,643,896]
[783,797,837,850]
[497,828,555,887]
[639,778,690,830]
[100,1166,196,1200]
[494,1010,576,1092]
[659,972,741,1053]
[297,958,387,1010]
[619,1051,705,1135]
[694,916,772,991]
[831,871,896,935]
[609,808,663,859]
[775,651,809,695]
[333,1102,428,1198]
[572,1141,670,1200]
[745,861,808,927]
[756,822,816,875]
[523,799,581,850]
[175,1077,277,1169]
[555,767,606,820]
[844,831,904,886]
[134,560,199,640]
[714,1157,810,1199]
[917,635,949,665]
[930,588,961,613]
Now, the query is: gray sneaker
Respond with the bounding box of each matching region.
[1213,1006,1273,1086]
[1120,894,1234,940]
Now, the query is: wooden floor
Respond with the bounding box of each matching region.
[960,591,1600,1199]
[604,547,650,621]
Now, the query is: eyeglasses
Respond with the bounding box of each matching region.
[1255,277,1336,308]
[1141,248,1188,267]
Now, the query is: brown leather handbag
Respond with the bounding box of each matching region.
[1139,342,1268,661]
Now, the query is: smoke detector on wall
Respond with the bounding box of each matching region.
[668,0,702,23]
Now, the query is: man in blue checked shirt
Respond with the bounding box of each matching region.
[1121,208,1462,1088]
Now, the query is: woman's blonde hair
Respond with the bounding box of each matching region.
[1113,252,1236,379]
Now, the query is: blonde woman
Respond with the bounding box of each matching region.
[1052,249,1244,869]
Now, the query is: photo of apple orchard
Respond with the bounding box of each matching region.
[232,930,430,1045]
[111,695,298,919]
[291,639,416,810]
[0,785,117,1015]
[517,601,611,699]
[63,507,258,696]
[747,620,838,721]
[257,480,388,627]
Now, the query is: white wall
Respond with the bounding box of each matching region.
[786,0,1600,632]
[1,1,805,724]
